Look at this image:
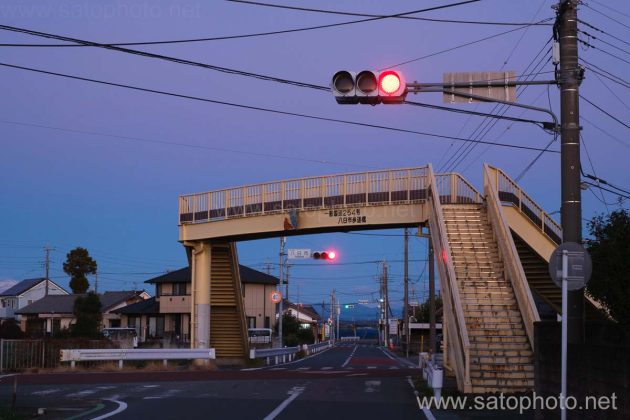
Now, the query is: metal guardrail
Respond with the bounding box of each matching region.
[179,167,430,224]
[339,336,360,341]
[249,341,333,365]
[488,165,562,244]
[60,348,216,369]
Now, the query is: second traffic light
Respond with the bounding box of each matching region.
[312,250,337,261]
[331,70,406,105]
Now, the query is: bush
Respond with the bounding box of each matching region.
[0,319,25,339]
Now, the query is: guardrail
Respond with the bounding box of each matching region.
[179,167,430,224]
[435,173,483,204]
[339,336,360,341]
[484,164,540,349]
[249,341,333,365]
[60,348,216,369]
[487,165,562,244]
[428,164,472,393]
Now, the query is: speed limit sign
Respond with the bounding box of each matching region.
[270,290,282,304]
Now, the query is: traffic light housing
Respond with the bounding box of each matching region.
[312,250,337,260]
[331,70,406,104]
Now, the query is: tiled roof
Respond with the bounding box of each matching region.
[0,278,47,297]
[112,297,159,315]
[15,291,143,315]
[145,265,278,285]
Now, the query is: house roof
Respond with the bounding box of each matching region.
[0,278,67,297]
[284,300,321,322]
[145,265,278,285]
[112,296,159,315]
[15,291,144,315]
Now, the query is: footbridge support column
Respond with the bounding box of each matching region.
[189,241,211,349]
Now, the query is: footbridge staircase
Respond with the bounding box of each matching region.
[178,164,601,392]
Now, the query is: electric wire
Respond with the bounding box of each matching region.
[583,3,630,31]
[0,3,482,47]
[227,0,552,26]
[0,61,558,154]
[580,95,630,130]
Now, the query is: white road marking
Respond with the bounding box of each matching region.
[270,367,287,371]
[0,374,16,380]
[364,380,381,393]
[97,386,117,390]
[31,389,60,396]
[389,366,399,370]
[341,345,357,368]
[66,390,96,397]
[380,347,396,360]
[91,398,128,420]
[142,385,160,388]
[367,366,377,369]
[346,373,367,377]
[321,366,333,370]
[406,376,436,420]
[263,386,306,420]
[296,367,310,370]
[241,367,263,371]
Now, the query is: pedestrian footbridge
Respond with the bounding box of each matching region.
[178,164,599,393]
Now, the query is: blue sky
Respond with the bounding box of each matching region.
[1,0,628,315]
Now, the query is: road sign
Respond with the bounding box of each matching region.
[443,71,517,103]
[357,299,369,305]
[549,242,592,291]
[270,290,282,304]
[288,248,311,259]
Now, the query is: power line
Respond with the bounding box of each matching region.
[581,58,630,86]
[589,0,630,20]
[582,181,630,200]
[581,115,630,149]
[580,95,630,130]
[0,119,370,170]
[578,38,630,66]
[578,18,630,49]
[0,3,482,48]
[0,61,558,154]
[383,18,553,69]
[583,3,630,31]
[228,0,552,26]
[581,62,630,90]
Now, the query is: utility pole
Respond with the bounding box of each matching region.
[285,264,290,301]
[330,289,335,341]
[94,271,98,294]
[429,239,436,354]
[557,0,584,344]
[383,261,389,348]
[404,228,410,357]
[278,237,286,347]
[296,282,300,325]
[44,244,54,296]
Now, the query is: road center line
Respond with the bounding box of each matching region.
[341,345,357,368]
[91,398,128,420]
[406,376,435,420]
[263,386,306,420]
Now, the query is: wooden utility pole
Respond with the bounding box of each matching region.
[44,244,54,296]
[557,0,584,343]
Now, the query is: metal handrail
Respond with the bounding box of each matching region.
[427,165,471,392]
[487,164,562,244]
[484,164,540,348]
[179,166,430,224]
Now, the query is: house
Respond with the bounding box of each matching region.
[15,290,149,336]
[283,300,321,325]
[0,278,68,321]
[113,265,279,346]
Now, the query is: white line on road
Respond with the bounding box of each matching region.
[91,398,128,420]
[380,347,396,360]
[407,376,435,420]
[321,366,333,370]
[263,386,306,420]
[341,345,357,368]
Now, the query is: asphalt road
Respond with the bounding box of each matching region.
[0,342,425,420]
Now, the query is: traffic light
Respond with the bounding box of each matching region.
[331,70,406,104]
[312,250,337,260]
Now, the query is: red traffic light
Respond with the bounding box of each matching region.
[313,250,337,260]
[378,70,406,103]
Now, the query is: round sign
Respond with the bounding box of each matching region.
[270,290,282,304]
[548,242,592,291]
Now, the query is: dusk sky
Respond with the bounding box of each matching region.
[1,0,628,316]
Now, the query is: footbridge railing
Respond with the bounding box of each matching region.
[484,164,540,349]
[435,173,483,204]
[486,165,562,244]
[179,167,430,224]
[428,165,472,393]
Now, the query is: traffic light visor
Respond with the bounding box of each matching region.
[333,71,355,94]
[356,71,378,94]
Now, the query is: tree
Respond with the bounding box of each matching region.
[411,296,443,323]
[276,313,315,346]
[586,209,630,329]
[72,292,102,338]
[63,247,97,294]
[0,319,24,339]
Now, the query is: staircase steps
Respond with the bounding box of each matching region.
[442,204,534,393]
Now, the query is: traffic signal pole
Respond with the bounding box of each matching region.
[557,0,584,344]
[404,228,410,357]
[278,237,286,347]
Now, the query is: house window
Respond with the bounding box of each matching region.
[173,283,187,296]
[247,317,256,329]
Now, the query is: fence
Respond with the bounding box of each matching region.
[250,341,333,365]
[60,348,215,369]
[0,339,112,372]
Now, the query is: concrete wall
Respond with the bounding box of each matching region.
[242,283,276,329]
[534,321,629,419]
